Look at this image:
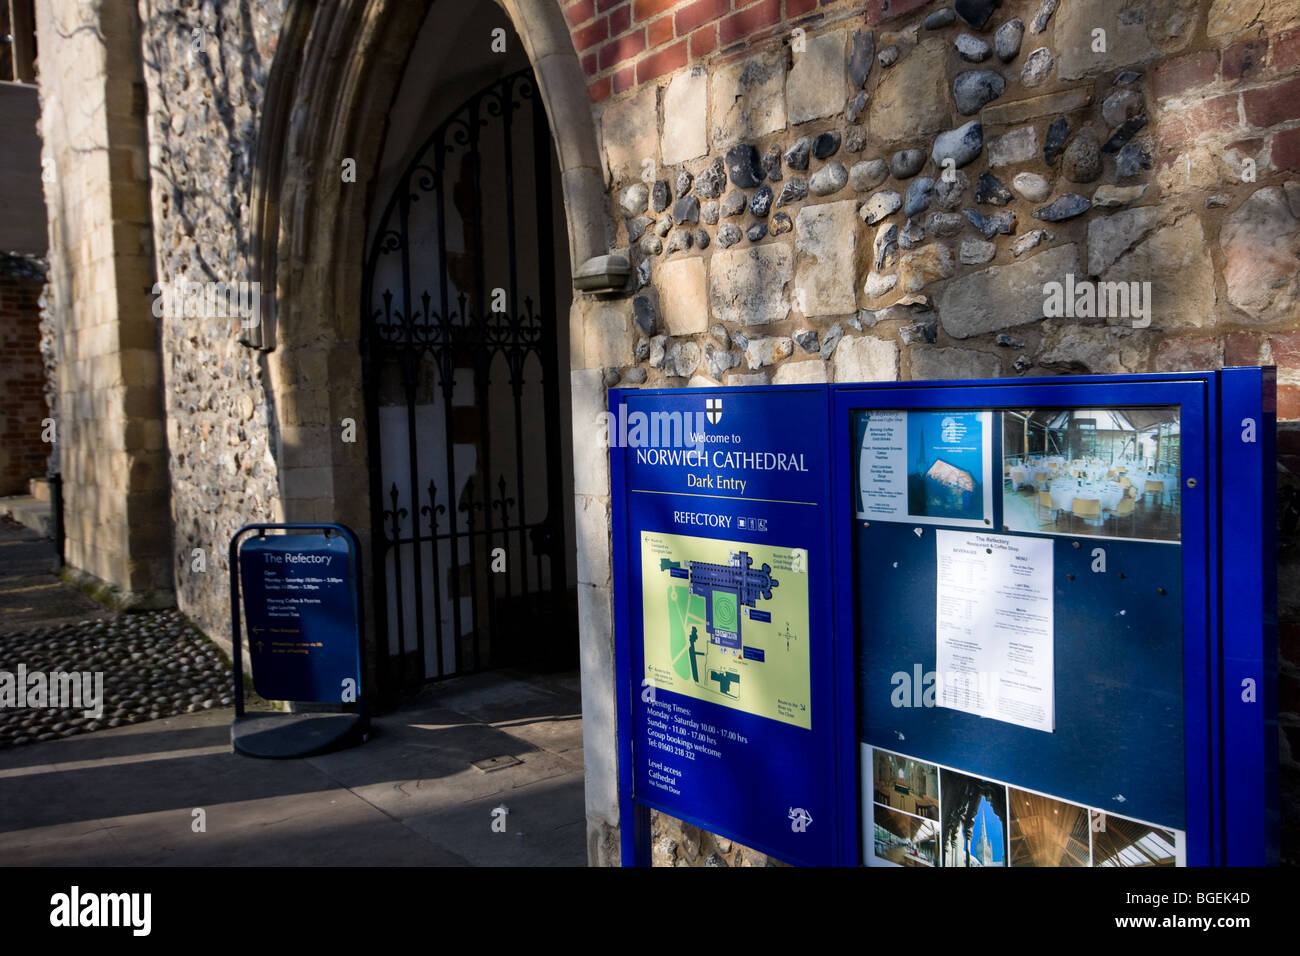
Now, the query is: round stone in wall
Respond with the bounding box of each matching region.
[812,131,842,160]
[850,159,889,192]
[995,18,1024,62]
[810,162,849,196]
[955,34,991,62]
[890,148,927,179]
[1061,128,1102,183]
[1012,171,1051,202]
[726,144,765,188]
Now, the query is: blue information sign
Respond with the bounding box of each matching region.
[238,532,361,703]
[611,385,839,866]
[613,371,1275,867]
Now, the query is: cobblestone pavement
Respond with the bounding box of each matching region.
[0,610,234,747]
[0,520,235,749]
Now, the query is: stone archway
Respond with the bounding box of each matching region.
[244,0,614,648]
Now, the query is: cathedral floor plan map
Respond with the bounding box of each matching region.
[641,531,811,729]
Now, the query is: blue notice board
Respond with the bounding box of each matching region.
[238,532,361,703]
[610,386,839,866]
[612,371,1275,867]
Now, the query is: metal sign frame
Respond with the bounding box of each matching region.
[229,523,369,755]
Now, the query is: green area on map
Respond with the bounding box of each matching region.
[642,530,811,729]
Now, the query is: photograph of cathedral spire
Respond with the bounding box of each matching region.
[1008,788,1091,867]
[940,769,1008,867]
[1090,812,1178,867]
[906,412,986,522]
[872,807,939,868]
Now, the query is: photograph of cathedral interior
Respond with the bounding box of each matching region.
[1090,813,1178,867]
[872,749,940,821]
[941,769,1008,867]
[1008,788,1091,867]
[872,807,939,867]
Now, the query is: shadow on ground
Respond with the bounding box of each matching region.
[0,670,586,866]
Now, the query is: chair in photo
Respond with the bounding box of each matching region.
[1144,479,1164,508]
[1114,495,1136,535]
[1037,490,1059,527]
[1072,496,1103,529]
[1118,476,1132,493]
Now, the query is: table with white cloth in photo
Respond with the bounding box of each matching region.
[1011,465,1053,490]
[1049,480,1126,516]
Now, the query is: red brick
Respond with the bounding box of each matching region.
[582,51,599,76]
[1280,385,1300,422]
[573,17,609,52]
[647,14,675,47]
[863,0,933,26]
[1153,49,1220,100]
[564,0,596,26]
[596,0,624,11]
[1244,76,1300,128]
[633,0,677,18]
[609,2,632,36]
[613,65,636,94]
[1273,27,1300,73]
[1158,93,1240,151]
[599,28,647,69]
[786,0,817,14]
[589,75,611,103]
[676,0,730,36]
[1272,126,1300,172]
[636,39,688,83]
[1271,331,1300,372]
[1225,331,1264,367]
[718,0,780,46]
[690,23,718,57]
[1224,37,1267,82]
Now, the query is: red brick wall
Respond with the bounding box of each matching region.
[1154,26,1300,172]
[0,274,50,496]
[569,0,886,103]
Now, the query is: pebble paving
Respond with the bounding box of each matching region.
[0,609,234,749]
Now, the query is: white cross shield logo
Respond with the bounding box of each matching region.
[706,398,722,425]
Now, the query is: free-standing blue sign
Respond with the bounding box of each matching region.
[610,385,839,866]
[238,532,360,703]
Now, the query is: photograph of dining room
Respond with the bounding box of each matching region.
[1001,407,1181,542]
[1090,812,1179,867]
[872,748,940,821]
[873,806,940,867]
[1007,787,1091,867]
[940,768,1008,867]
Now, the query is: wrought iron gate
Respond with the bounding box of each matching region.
[360,68,573,693]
